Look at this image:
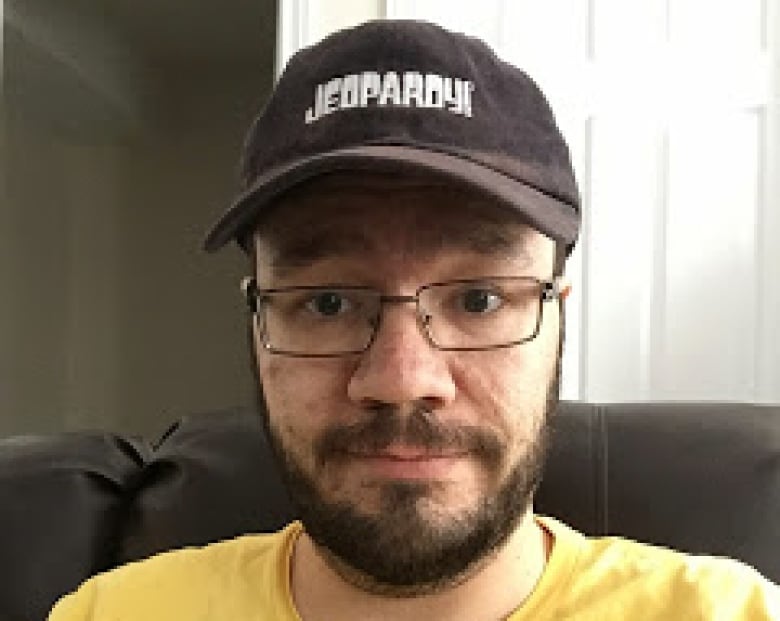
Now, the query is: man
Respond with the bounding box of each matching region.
[50,20,777,621]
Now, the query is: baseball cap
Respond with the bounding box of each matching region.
[204,19,580,253]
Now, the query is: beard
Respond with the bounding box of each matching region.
[252,330,562,595]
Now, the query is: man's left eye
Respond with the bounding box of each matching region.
[461,289,503,313]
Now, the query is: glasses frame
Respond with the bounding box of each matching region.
[241,276,566,358]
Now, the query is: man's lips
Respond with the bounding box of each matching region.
[347,443,466,459]
[340,445,468,478]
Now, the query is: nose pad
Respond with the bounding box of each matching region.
[365,313,382,346]
[418,310,436,346]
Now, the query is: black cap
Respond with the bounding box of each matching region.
[204,19,580,252]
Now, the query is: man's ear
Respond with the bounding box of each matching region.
[246,319,272,436]
[558,278,572,301]
[247,316,260,371]
[240,277,258,310]
[552,276,571,301]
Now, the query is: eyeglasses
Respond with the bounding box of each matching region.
[241,276,567,358]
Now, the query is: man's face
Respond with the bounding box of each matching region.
[253,173,562,594]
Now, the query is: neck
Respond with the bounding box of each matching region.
[290,510,550,621]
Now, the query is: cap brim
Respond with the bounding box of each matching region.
[204,145,579,252]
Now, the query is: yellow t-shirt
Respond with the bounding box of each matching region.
[49,516,779,620]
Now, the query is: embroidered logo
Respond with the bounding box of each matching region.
[304,71,475,124]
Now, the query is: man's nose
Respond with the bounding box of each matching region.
[347,303,457,408]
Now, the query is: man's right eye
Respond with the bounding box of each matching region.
[305,291,351,317]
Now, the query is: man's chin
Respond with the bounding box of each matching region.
[283,451,542,593]
[308,504,507,597]
[300,490,511,593]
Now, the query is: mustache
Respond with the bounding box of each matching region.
[315,403,505,468]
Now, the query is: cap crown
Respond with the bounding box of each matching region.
[241,20,578,209]
[205,20,581,253]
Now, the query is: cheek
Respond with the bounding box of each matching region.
[450,334,558,438]
[259,355,353,449]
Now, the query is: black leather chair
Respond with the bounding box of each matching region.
[1,402,778,621]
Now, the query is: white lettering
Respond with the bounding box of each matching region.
[424,73,444,108]
[451,78,465,115]
[379,72,401,106]
[442,78,457,111]
[360,71,381,106]
[403,71,425,107]
[340,74,360,108]
[323,78,342,116]
[303,71,475,122]
[463,81,475,118]
[304,83,324,124]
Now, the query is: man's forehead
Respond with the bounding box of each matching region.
[254,172,549,268]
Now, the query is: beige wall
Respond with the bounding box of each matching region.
[115,94,259,436]
[1,70,270,438]
[2,113,76,434]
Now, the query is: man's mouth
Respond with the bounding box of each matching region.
[343,445,468,479]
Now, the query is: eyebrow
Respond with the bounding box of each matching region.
[268,231,375,275]
[265,224,533,277]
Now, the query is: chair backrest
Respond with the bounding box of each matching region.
[1,402,778,621]
[536,402,780,579]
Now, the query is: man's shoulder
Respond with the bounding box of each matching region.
[96,522,297,585]
[48,522,302,620]
[535,516,779,620]
[596,541,778,619]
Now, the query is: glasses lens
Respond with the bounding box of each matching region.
[261,287,380,355]
[420,278,541,349]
